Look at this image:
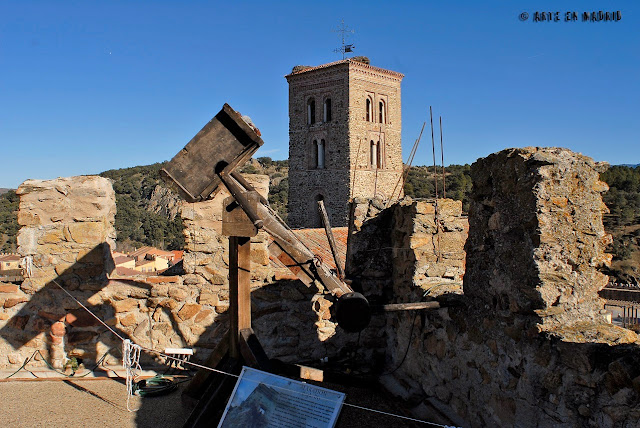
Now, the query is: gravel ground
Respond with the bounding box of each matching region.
[0,377,427,428]
[0,378,190,428]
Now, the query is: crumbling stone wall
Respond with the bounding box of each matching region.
[1,174,371,372]
[0,176,117,369]
[382,148,640,427]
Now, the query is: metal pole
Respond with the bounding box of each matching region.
[430,106,438,200]
[440,116,445,199]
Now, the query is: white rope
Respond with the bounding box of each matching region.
[123,339,142,412]
[20,255,33,278]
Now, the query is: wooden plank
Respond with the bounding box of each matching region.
[298,364,324,382]
[379,301,441,312]
[222,194,259,237]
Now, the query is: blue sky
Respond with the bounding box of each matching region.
[1,1,638,188]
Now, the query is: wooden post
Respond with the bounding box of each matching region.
[317,200,345,279]
[229,236,252,358]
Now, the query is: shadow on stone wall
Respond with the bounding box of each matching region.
[0,242,385,426]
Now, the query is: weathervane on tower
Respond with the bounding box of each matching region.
[333,19,355,59]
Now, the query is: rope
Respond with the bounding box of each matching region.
[48,276,125,342]
[342,402,458,427]
[123,339,142,411]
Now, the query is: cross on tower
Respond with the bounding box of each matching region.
[333,19,355,59]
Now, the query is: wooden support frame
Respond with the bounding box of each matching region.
[229,236,252,358]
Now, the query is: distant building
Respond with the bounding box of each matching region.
[112,246,182,276]
[113,255,136,270]
[285,57,404,228]
[0,254,20,272]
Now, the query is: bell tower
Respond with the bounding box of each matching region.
[286,57,404,228]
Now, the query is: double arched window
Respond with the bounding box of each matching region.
[370,140,383,169]
[307,98,316,125]
[313,139,325,169]
[365,96,388,124]
[323,98,332,122]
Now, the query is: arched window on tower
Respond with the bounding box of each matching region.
[324,98,332,122]
[307,98,316,125]
[376,141,383,169]
[370,140,377,168]
[365,98,372,122]
[379,100,386,124]
[317,139,325,169]
[313,139,318,167]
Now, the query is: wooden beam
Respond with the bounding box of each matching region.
[239,328,271,370]
[229,236,251,359]
[317,200,345,279]
[377,301,441,312]
[182,330,230,401]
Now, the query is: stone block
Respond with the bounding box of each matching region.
[177,303,202,321]
[198,292,219,306]
[0,284,19,293]
[66,309,102,327]
[112,298,138,313]
[3,296,29,308]
[67,222,105,244]
[119,313,137,327]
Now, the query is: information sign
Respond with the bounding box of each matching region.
[218,366,345,428]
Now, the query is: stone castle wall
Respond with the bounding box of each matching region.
[0,174,375,371]
[381,148,640,427]
[4,147,640,426]
[0,176,117,369]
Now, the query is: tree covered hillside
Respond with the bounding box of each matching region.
[99,163,184,251]
[600,165,640,282]
[0,190,18,253]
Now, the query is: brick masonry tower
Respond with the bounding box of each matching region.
[285,58,404,228]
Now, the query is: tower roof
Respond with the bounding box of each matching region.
[285,58,404,80]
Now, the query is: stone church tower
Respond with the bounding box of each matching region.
[285,57,404,228]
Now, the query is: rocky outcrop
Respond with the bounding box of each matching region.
[147,185,181,220]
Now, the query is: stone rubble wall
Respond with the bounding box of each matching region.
[382,148,640,427]
[1,176,117,369]
[346,196,467,302]
[1,174,372,371]
[5,147,640,426]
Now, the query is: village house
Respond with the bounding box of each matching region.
[0,254,20,272]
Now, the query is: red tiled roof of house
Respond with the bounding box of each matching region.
[0,254,21,262]
[113,266,147,277]
[285,58,404,79]
[269,227,348,273]
[146,248,175,257]
[113,256,134,266]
